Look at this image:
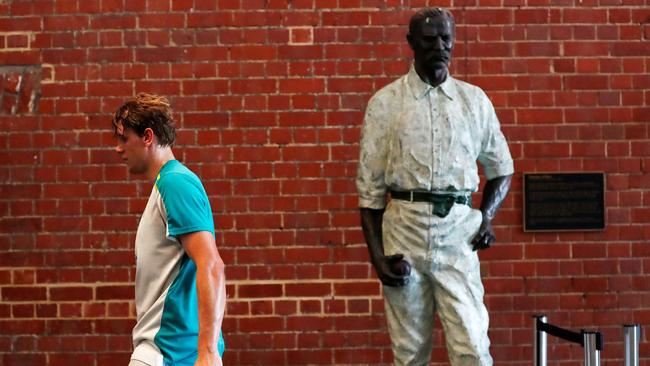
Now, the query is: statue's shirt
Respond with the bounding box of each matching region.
[356,66,514,209]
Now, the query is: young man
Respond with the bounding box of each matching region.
[112,93,226,366]
[356,7,514,366]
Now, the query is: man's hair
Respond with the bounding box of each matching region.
[408,7,455,37]
[112,93,176,147]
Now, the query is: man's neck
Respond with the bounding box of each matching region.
[414,64,448,88]
[146,147,176,181]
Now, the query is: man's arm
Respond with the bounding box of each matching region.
[471,174,513,250]
[360,208,410,287]
[179,231,226,366]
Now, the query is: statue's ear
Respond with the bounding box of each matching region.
[406,33,415,50]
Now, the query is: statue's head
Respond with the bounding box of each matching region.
[407,8,455,80]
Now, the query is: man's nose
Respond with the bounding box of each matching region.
[432,37,444,50]
[115,144,123,153]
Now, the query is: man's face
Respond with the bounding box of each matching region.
[410,15,455,74]
[114,123,149,175]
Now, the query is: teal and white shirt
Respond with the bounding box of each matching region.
[131,160,225,366]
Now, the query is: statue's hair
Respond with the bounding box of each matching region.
[112,93,176,147]
[408,7,455,37]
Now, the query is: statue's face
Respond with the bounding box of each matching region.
[410,15,454,74]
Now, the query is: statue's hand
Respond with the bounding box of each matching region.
[372,254,411,287]
[471,218,495,251]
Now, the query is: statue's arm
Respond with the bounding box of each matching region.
[471,174,513,250]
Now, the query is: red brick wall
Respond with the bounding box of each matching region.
[1,1,649,365]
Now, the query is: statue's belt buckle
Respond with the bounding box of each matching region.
[431,196,455,218]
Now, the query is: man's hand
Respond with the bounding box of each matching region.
[472,174,513,251]
[471,218,495,251]
[372,253,411,287]
[194,352,222,366]
[360,208,411,287]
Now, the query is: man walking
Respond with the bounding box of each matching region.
[112,93,226,366]
[356,8,514,366]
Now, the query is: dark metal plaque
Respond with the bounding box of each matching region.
[523,172,605,232]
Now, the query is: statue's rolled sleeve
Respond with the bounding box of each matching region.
[482,157,514,180]
[356,96,389,209]
[478,94,514,180]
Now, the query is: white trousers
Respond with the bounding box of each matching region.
[382,200,493,366]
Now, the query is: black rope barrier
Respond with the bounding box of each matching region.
[536,317,604,351]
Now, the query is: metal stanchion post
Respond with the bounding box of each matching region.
[624,324,641,366]
[534,315,547,366]
[583,331,600,366]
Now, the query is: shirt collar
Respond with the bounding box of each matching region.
[407,64,455,101]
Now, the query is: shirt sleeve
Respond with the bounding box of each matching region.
[477,91,515,180]
[156,173,215,238]
[356,94,391,209]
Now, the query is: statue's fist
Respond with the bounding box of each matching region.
[372,254,411,287]
[389,257,411,277]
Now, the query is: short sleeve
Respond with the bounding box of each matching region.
[156,173,214,238]
[356,94,391,209]
[477,93,515,180]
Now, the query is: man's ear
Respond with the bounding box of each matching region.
[142,128,155,147]
[406,33,415,50]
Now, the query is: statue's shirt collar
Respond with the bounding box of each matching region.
[407,64,455,101]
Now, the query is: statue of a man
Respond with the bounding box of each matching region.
[356,7,514,366]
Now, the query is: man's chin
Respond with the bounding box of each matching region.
[422,64,448,77]
[128,166,145,175]
[429,60,449,69]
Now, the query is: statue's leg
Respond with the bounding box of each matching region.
[430,206,492,366]
[382,200,437,366]
[383,264,435,366]
[433,262,492,366]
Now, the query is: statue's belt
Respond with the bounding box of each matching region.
[389,190,472,218]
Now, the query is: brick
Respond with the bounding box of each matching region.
[515,9,550,24]
[564,75,609,90]
[322,11,370,26]
[95,285,133,300]
[95,319,133,334]
[3,354,46,366]
[328,77,373,93]
[233,146,281,162]
[563,9,608,23]
[334,315,383,331]
[287,350,331,364]
[90,15,136,29]
[287,316,333,331]
[565,41,610,57]
[0,17,41,32]
[334,282,379,296]
[468,76,515,91]
[612,41,650,56]
[231,79,276,94]
[138,14,184,28]
[465,9,513,24]
[279,78,324,93]
[515,42,561,57]
[2,286,46,301]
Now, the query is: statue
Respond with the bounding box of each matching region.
[356,7,514,366]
